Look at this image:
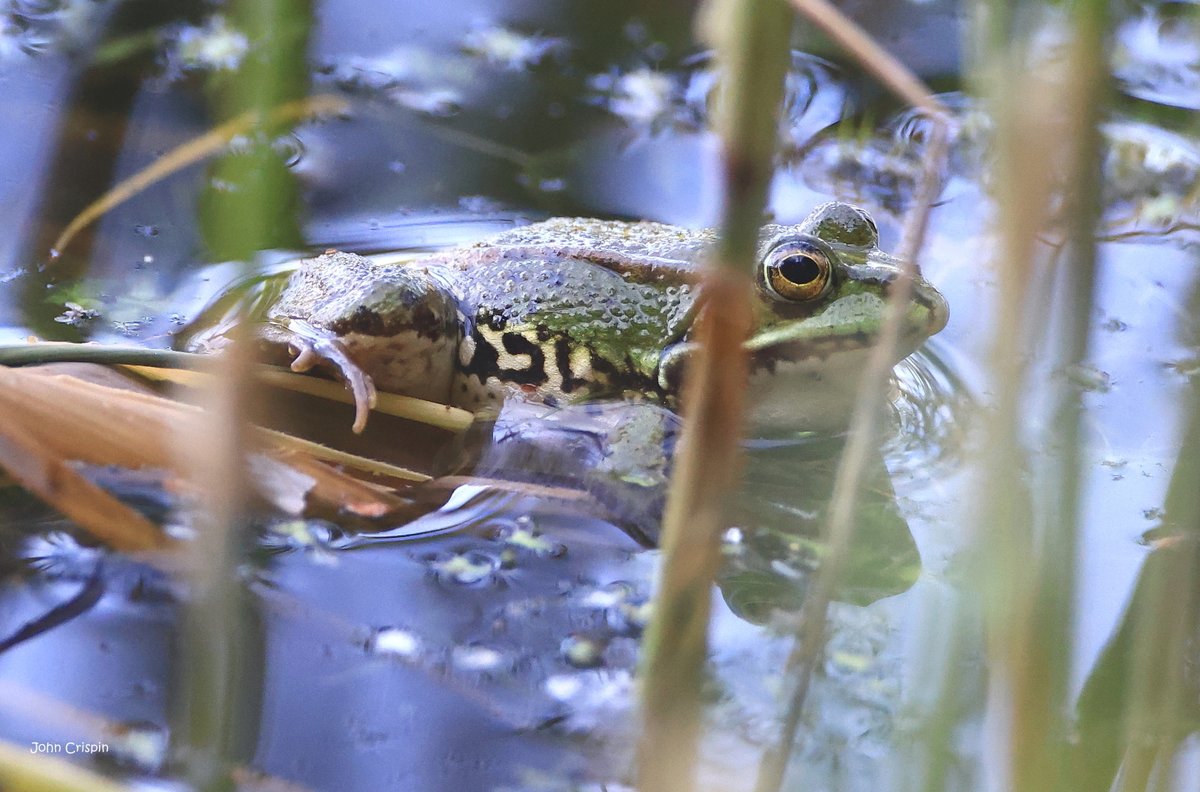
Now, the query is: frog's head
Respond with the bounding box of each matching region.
[743,201,949,429]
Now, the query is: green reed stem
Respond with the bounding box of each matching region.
[1090,279,1200,791]
[176,2,312,789]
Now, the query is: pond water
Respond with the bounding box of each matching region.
[0,0,1198,790]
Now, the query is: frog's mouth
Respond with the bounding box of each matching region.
[656,281,947,407]
[744,281,948,370]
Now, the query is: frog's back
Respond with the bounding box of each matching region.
[479,217,718,270]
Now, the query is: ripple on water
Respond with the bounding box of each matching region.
[815,92,1200,244]
[1114,0,1200,110]
[885,345,972,481]
[586,50,848,149]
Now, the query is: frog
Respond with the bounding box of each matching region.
[259,201,948,433]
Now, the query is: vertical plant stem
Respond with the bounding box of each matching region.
[749,2,950,788]
[636,1,790,791]
[973,1,1108,789]
[1109,330,1200,789]
[176,1,311,788]
[1025,1,1106,789]
[755,122,948,792]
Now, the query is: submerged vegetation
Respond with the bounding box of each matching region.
[0,0,1199,790]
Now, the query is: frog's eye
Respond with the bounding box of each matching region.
[762,241,832,302]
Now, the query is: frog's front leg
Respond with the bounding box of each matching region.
[281,319,378,433]
[264,250,463,433]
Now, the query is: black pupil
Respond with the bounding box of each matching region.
[779,254,821,285]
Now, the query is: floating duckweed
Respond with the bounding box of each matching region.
[176,15,248,72]
[618,600,653,631]
[459,25,565,71]
[544,673,583,702]
[452,644,505,672]
[580,582,631,609]
[371,627,421,659]
[497,519,566,558]
[262,519,339,562]
[54,301,99,327]
[594,68,676,127]
[561,634,605,669]
[1102,317,1130,332]
[107,721,168,773]
[430,551,497,585]
[1064,363,1113,393]
[830,649,873,674]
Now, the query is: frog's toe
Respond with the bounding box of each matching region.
[289,337,378,433]
[289,343,323,373]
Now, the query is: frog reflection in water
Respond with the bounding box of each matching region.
[261,202,948,432]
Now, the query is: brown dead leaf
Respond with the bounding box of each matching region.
[0,365,422,549]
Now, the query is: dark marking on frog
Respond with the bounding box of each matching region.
[331,302,453,341]
[748,329,873,372]
[485,311,507,332]
[554,337,589,394]
[462,326,499,383]
[585,351,664,400]
[500,332,547,385]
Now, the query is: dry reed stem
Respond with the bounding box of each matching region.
[128,363,474,432]
[638,272,754,792]
[0,365,427,483]
[636,0,791,788]
[981,33,1105,790]
[261,431,428,483]
[0,366,417,546]
[50,94,348,257]
[0,343,473,433]
[752,1,951,788]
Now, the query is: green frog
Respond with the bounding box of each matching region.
[260,201,948,433]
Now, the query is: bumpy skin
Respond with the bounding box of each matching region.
[262,202,949,431]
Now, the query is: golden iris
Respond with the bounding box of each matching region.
[763,241,832,302]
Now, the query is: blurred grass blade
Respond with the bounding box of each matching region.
[1076,284,1200,790]
[175,2,314,785]
[969,2,1107,789]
